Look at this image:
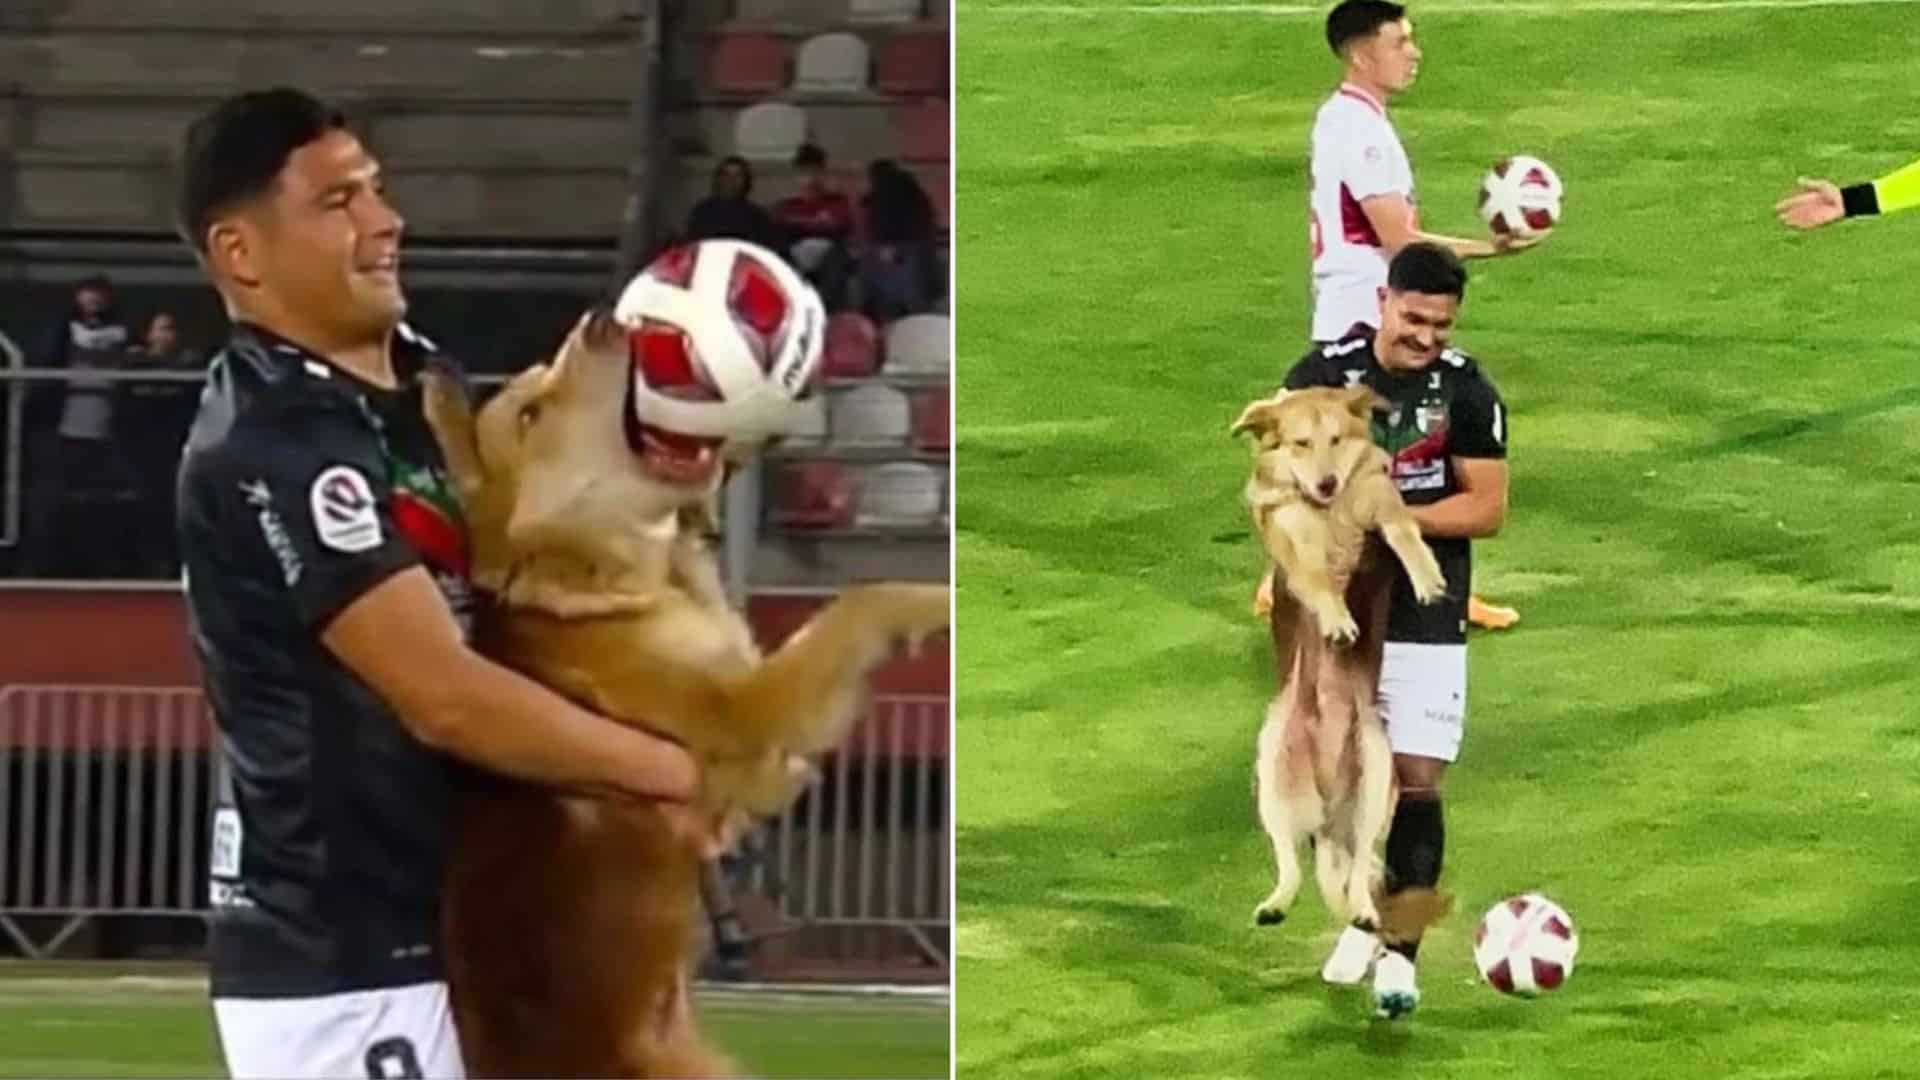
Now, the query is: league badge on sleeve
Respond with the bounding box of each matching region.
[310,465,383,553]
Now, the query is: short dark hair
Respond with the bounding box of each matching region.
[74,274,111,294]
[793,143,827,169]
[1326,1,1407,55]
[175,88,347,253]
[1387,241,1467,299]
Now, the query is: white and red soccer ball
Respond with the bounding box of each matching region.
[1473,892,1579,996]
[1477,154,1564,239]
[614,238,825,446]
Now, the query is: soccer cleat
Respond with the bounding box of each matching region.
[1468,595,1519,630]
[1372,950,1420,1020]
[1321,924,1381,986]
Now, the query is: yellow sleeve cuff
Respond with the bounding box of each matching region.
[1873,157,1920,215]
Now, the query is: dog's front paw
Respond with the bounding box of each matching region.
[1253,901,1288,928]
[1318,605,1360,645]
[1410,568,1448,606]
[859,584,952,655]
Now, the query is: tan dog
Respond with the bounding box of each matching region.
[1231,387,1446,935]
[423,309,950,1078]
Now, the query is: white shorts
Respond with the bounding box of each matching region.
[1378,641,1467,763]
[213,980,466,1080]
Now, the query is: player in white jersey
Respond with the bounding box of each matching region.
[1308,0,1540,347]
[1289,1,1538,631]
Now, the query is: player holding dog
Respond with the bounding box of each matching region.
[174,89,711,1079]
[1279,242,1508,1020]
[1278,0,1531,631]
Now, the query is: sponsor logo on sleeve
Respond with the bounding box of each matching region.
[310,466,383,553]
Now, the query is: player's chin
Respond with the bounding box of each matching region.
[351,280,408,326]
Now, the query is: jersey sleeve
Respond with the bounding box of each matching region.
[1450,369,1509,459]
[213,412,421,631]
[1282,348,1341,391]
[1336,114,1406,202]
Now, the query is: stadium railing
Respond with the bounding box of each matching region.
[0,682,950,974]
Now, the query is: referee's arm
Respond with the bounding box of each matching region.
[1842,157,1920,217]
[1776,157,1920,229]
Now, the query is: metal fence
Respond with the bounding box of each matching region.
[0,683,951,969]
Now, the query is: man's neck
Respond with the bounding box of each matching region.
[232,307,396,389]
[1340,72,1390,109]
[327,339,396,389]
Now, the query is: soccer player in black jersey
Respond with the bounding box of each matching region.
[174,89,704,1079]
[1278,242,1508,1020]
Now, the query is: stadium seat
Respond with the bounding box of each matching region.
[793,33,870,95]
[894,99,950,163]
[830,383,912,445]
[874,32,947,95]
[823,312,881,378]
[784,392,830,446]
[769,461,855,529]
[855,462,943,528]
[733,102,808,163]
[849,0,922,24]
[912,386,950,451]
[710,33,788,95]
[883,314,950,376]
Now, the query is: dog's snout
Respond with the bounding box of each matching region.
[1317,477,1338,499]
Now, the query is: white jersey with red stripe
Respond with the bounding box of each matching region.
[1307,83,1416,342]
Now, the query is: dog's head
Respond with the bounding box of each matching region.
[1230,386,1380,506]
[422,308,727,593]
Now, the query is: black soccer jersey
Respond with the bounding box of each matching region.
[1283,330,1507,645]
[178,322,476,998]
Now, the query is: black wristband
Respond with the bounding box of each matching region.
[1841,182,1880,218]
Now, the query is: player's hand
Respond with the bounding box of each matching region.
[1775,177,1844,230]
[1492,230,1546,255]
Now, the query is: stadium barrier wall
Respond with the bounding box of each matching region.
[0,682,950,972]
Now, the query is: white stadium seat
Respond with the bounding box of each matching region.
[829,383,912,446]
[882,313,951,376]
[792,33,870,95]
[732,102,808,163]
[856,462,943,527]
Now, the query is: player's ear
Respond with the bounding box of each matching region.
[1230,394,1287,438]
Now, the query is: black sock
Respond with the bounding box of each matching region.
[1383,796,1444,960]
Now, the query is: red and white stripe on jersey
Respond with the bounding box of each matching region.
[1307,83,1417,342]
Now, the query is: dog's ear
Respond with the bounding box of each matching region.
[1340,384,1385,420]
[1230,393,1289,438]
[420,369,487,501]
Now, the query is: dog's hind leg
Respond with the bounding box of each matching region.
[1253,702,1303,927]
[1343,720,1394,932]
[1315,818,1353,922]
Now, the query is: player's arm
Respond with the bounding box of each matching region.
[237,418,698,805]
[1776,157,1920,229]
[1359,194,1539,259]
[322,569,697,802]
[1410,456,1506,539]
[1411,367,1508,538]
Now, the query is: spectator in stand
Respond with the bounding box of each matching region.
[771,143,855,310]
[858,160,941,323]
[684,155,779,252]
[21,274,135,578]
[123,311,205,578]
